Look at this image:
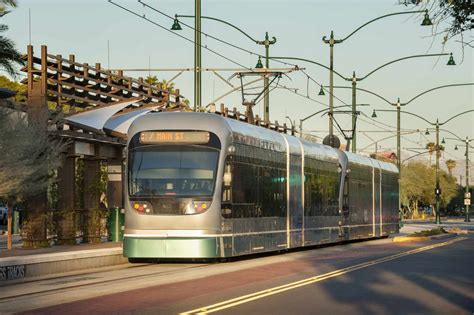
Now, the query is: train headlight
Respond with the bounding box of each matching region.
[131,201,152,214]
[184,201,210,215]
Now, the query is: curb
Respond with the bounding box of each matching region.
[0,247,126,282]
[392,233,457,243]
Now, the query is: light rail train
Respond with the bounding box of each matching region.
[123,112,399,260]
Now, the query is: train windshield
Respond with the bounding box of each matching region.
[129,145,219,197]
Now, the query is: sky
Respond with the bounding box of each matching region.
[4,0,474,177]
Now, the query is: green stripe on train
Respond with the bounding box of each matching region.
[123,237,220,258]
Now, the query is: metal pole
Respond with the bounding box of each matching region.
[351,71,357,153]
[328,31,335,145]
[194,0,202,111]
[466,137,470,222]
[397,100,402,227]
[264,32,270,123]
[299,119,303,138]
[435,120,441,224]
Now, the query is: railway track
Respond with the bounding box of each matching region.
[0,262,211,302]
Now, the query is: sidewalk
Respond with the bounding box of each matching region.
[396,217,474,238]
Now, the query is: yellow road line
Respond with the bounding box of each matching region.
[180,237,467,315]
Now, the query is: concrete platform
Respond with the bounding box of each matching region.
[0,242,126,283]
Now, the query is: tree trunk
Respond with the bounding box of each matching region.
[413,201,419,219]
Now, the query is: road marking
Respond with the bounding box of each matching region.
[180,237,467,315]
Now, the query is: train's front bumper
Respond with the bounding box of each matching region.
[123,236,221,258]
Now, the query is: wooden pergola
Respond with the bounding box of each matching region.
[8,45,191,244]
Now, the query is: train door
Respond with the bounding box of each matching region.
[284,136,304,248]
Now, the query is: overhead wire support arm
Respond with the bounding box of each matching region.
[268,56,347,81]
[330,85,394,106]
[175,14,270,44]
[142,0,278,59]
[324,10,428,44]
[440,109,474,125]
[355,53,451,81]
[405,83,474,105]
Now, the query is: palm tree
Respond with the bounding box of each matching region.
[445,159,457,176]
[426,142,435,165]
[145,75,158,86]
[0,0,23,77]
[425,142,444,165]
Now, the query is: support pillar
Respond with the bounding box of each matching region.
[56,156,77,244]
[83,159,102,243]
[23,45,49,248]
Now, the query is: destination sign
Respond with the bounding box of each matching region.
[139,131,210,144]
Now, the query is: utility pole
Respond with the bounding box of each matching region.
[351,71,357,153]
[465,137,471,222]
[259,32,276,123]
[435,120,441,224]
[194,0,202,111]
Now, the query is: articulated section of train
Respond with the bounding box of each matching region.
[123,112,399,259]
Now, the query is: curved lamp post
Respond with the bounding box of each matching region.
[321,9,433,146]
[341,83,473,171]
[171,13,276,121]
[374,109,474,224]
[270,53,454,152]
[445,136,474,222]
[337,83,471,226]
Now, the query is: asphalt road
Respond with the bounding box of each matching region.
[3,233,472,315]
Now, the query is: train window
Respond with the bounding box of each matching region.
[128,145,219,197]
[223,144,287,219]
[303,157,340,217]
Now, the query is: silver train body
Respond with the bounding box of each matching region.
[123,112,399,259]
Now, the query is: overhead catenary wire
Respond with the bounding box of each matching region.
[109,1,421,145]
[108,1,253,71]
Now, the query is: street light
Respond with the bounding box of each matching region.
[321,9,433,147]
[338,82,472,226]
[445,136,474,222]
[272,52,454,153]
[171,14,276,121]
[374,109,474,224]
[339,82,472,174]
[344,53,455,153]
[318,85,325,96]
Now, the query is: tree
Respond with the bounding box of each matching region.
[401,162,431,218]
[445,159,457,175]
[0,108,67,249]
[401,161,458,219]
[0,75,26,102]
[0,0,24,77]
[144,75,158,86]
[426,142,435,164]
[145,75,176,92]
[425,142,444,164]
[401,0,473,48]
